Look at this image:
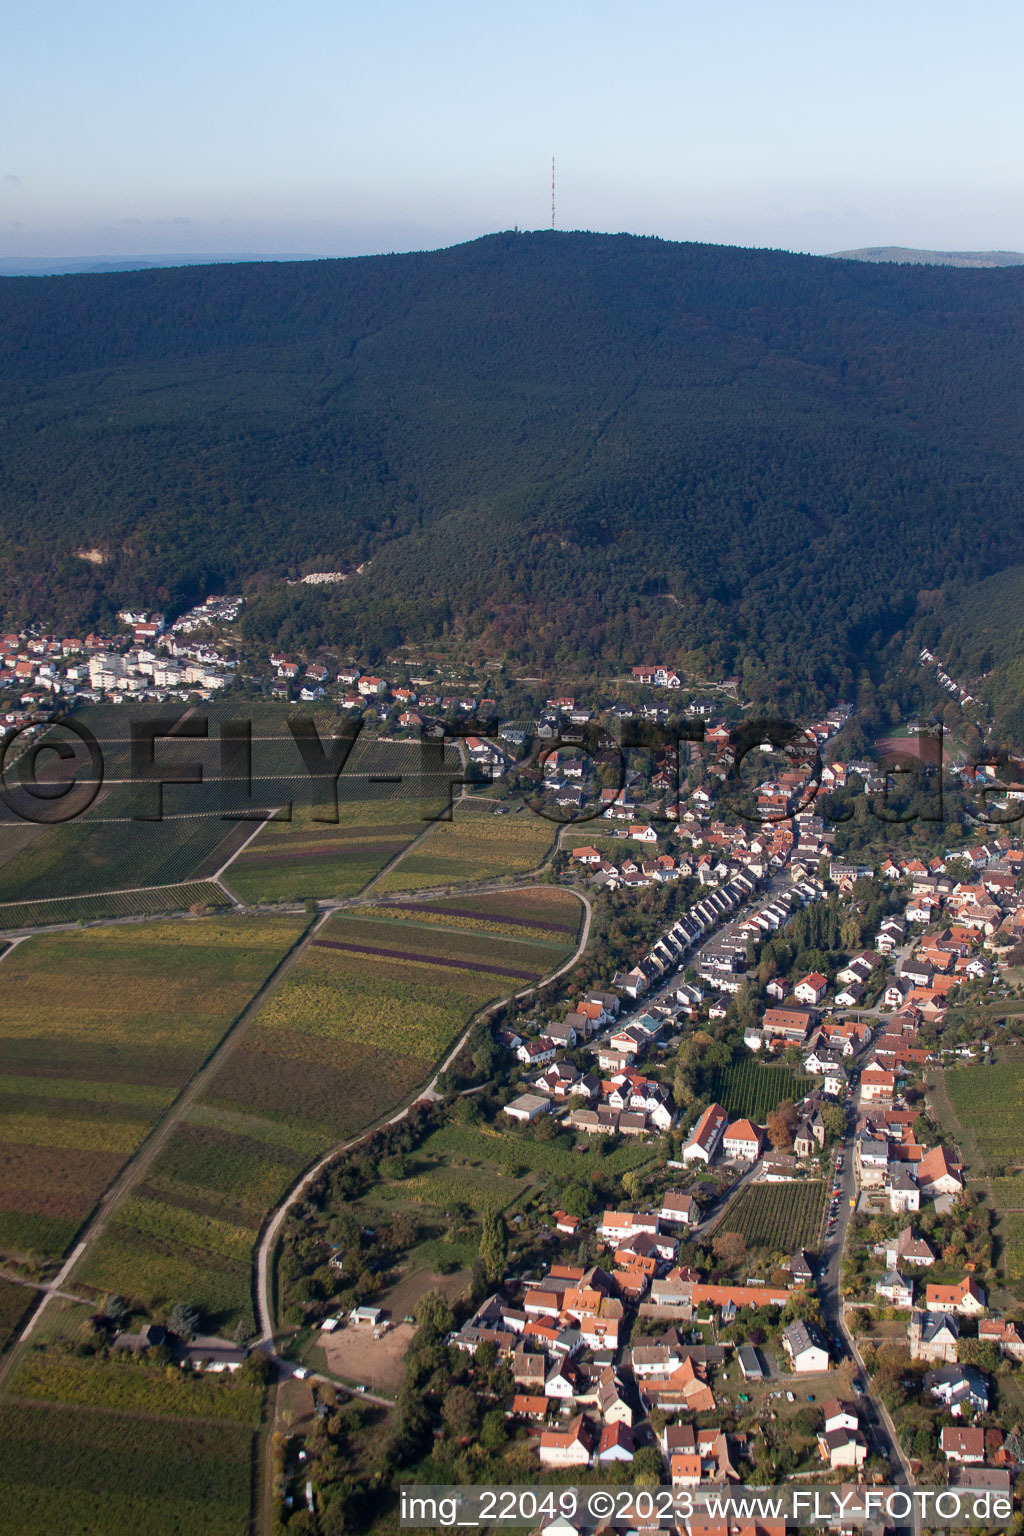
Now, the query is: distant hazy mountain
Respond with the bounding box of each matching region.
[0,253,321,277]
[830,246,1024,267]
[2,230,1024,707]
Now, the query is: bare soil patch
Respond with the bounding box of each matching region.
[317,1267,469,1395]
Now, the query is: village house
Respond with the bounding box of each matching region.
[925,1277,986,1315]
[978,1317,1024,1361]
[782,1320,829,1373]
[916,1143,964,1199]
[909,1310,960,1363]
[537,1413,594,1467]
[887,1163,920,1214]
[793,972,829,1006]
[682,1102,729,1165]
[818,1426,868,1473]
[721,1118,764,1162]
[659,1191,697,1226]
[876,1271,914,1308]
[860,1067,896,1103]
[925,1364,990,1417]
[761,1006,815,1046]
[503,1092,551,1123]
[637,1355,716,1414]
[941,1426,986,1465]
[882,1227,935,1268]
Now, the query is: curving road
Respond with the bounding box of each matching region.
[253,885,592,1346]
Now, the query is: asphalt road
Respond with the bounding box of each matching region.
[816,1088,916,1491]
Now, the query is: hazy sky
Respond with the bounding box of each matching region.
[3,0,1023,258]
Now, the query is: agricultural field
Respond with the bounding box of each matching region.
[718,1180,827,1254]
[0,1278,31,1354]
[375,803,557,892]
[0,915,307,1261]
[0,882,230,932]
[995,1211,1024,1282]
[0,704,436,909]
[945,1060,1024,1169]
[76,1106,326,1330]
[0,812,254,906]
[79,891,578,1330]
[708,1060,813,1121]
[9,1348,264,1423]
[221,796,442,906]
[365,885,582,944]
[989,1176,1024,1209]
[939,1063,1024,1284]
[308,905,577,987]
[0,1389,256,1536]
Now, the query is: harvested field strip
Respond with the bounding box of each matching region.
[310,937,539,980]
[378,900,576,933]
[351,910,571,948]
[0,1076,168,1109]
[232,840,407,863]
[319,913,565,967]
[238,823,425,848]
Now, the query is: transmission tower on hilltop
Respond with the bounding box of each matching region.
[551,157,556,230]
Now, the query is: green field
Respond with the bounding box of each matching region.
[718,1181,827,1254]
[942,1062,1024,1282]
[0,813,252,906]
[78,891,579,1330]
[0,915,307,1261]
[1,1290,261,1535]
[375,803,557,892]
[709,1060,814,1121]
[0,1278,31,1354]
[0,882,231,932]
[420,1119,657,1180]
[218,734,462,903]
[9,1349,263,1423]
[0,1394,256,1536]
[221,797,442,906]
[945,1061,1024,1168]
[0,706,442,909]
[996,1212,1024,1281]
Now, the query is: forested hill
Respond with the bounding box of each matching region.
[829,246,1024,267]
[3,230,1024,706]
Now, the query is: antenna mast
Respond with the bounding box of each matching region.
[551,156,556,230]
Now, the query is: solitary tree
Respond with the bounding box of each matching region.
[479,1212,509,1284]
[712,1230,748,1267]
[167,1301,200,1340]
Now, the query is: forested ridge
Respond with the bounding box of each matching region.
[2,230,1024,706]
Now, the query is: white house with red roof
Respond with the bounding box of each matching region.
[722,1119,764,1162]
[794,972,828,1006]
[682,1102,728,1165]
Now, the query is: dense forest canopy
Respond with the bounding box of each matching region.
[2,230,1024,706]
